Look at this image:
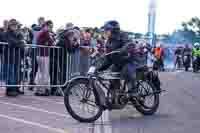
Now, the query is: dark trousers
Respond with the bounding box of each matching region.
[109,61,136,90]
[49,48,67,92]
[29,48,38,84]
[79,55,89,76]
[160,58,164,70]
[3,64,21,92]
[154,58,164,71]
[109,65,122,90]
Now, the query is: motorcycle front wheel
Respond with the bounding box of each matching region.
[64,78,103,123]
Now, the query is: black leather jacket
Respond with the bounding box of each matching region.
[97,32,145,71]
[175,48,182,56]
[183,48,192,56]
[1,30,25,64]
[105,32,128,53]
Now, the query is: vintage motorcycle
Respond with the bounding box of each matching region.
[193,56,200,72]
[175,55,182,69]
[64,51,164,123]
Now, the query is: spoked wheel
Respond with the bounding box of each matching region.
[64,78,103,123]
[134,80,159,115]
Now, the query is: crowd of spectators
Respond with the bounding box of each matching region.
[0,17,153,97]
[0,17,107,97]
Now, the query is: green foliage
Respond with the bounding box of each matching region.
[157,17,200,44]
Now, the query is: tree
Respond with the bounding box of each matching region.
[179,17,200,43]
[183,17,200,34]
[156,17,200,45]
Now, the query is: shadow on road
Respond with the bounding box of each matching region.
[111,113,172,123]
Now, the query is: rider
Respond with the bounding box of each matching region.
[183,44,192,64]
[192,42,200,63]
[183,44,192,56]
[174,45,183,68]
[96,20,145,97]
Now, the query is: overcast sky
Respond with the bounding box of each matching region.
[0,0,199,34]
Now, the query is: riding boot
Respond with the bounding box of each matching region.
[109,79,120,104]
[127,72,138,97]
[127,81,138,97]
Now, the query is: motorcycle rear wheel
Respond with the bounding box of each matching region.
[134,80,159,115]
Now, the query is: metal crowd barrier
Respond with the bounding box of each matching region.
[0,42,92,89]
[1,41,177,90]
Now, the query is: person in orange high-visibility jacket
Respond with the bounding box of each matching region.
[153,43,165,71]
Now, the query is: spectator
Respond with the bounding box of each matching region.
[38,17,45,27]
[153,43,165,71]
[79,29,96,76]
[65,23,80,78]
[96,35,105,54]
[29,17,45,90]
[3,20,9,32]
[50,25,71,96]
[0,21,8,84]
[2,19,25,96]
[174,45,185,69]
[0,20,9,42]
[35,20,55,96]
[21,27,33,44]
[51,23,81,95]
[65,22,74,30]
[49,24,66,96]
[32,17,45,45]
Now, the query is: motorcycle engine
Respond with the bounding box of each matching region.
[107,88,128,110]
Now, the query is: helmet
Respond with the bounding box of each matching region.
[194,42,200,48]
[185,44,189,48]
[101,20,120,32]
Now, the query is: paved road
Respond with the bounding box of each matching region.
[0,71,200,133]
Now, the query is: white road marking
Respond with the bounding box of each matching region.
[0,114,68,133]
[92,110,112,133]
[25,96,64,105]
[169,70,183,75]
[175,71,182,73]
[0,101,69,118]
[101,110,109,122]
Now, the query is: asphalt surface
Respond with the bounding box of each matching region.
[0,70,200,133]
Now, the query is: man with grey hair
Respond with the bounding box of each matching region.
[51,24,81,95]
[3,19,25,96]
[64,23,81,77]
[65,22,74,30]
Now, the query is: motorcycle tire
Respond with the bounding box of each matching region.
[134,81,159,115]
[64,78,103,123]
